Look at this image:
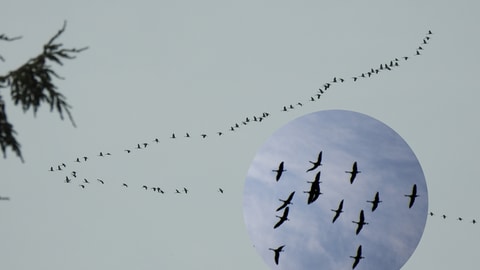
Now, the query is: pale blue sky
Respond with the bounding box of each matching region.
[1,1,480,269]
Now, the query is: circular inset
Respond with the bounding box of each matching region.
[243,110,428,270]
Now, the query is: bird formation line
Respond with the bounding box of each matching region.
[46,30,434,175]
[268,150,421,269]
[52,166,225,195]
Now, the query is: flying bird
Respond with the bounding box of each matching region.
[305,171,322,204]
[405,184,419,208]
[346,161,361,184]
[122,183,128,187]
[306,151,322,172]
[97,179,104,184]
[272,161,287,181]
[183,187,188,194]
[331,199,344,223]
[352,210,368,235]
[366,192,382,212]
[276,191,295,212]
[350,245,364,269]
[268,245,285,265]
[274,206,290,229]
[218,188,224,193]
[142,185,148,190]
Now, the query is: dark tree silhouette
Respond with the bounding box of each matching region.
[0,21,88,162]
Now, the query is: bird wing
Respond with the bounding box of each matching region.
[314,171,321,183]
[359,210,365,223]
[286,191,295,202]
[332,212,340,223]
[355,222,363,235]
[274,218,284,229]
[276,201,288,212]
[409,196,415,208]
[274,251,279,265]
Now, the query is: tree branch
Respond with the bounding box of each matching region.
[0,21,87,161]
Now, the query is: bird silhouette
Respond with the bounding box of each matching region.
[350,245,364,269]
[79,184,86,189]
[218,188,224,193]
[274,207,290,229]
[306,151,322,172]
[142,185,148,190]
[175,189,181,194]
[122,183,128,187]
[171,133,176,139]
[352,210,368,235]
[183,187,188,194]
[458,217,463,221]
[305,171,322,204]
[346,161,361,184]
[272,161,287,181]
[83,178,89,184]
[97,179,104,184]
[201,134,207,138]
[268,245,285,265]
[405,184,419,208]
[49,167,54,172]
[75,157,81,163]
[125,149,131,153]
[442,214,447,219]
[276,191,295,211]
[65,176,71,183]
[473,219,476,224]
[366,192,382,212]
[72,171,77,178]
[331,199,344,223]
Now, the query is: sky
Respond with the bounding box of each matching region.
[243,110,428,270]
[1,1,480,269]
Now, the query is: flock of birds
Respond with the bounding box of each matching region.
[47,30,433,173]
[48,161,225,194]
[37,29,479,269]
[268,151,421,269]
